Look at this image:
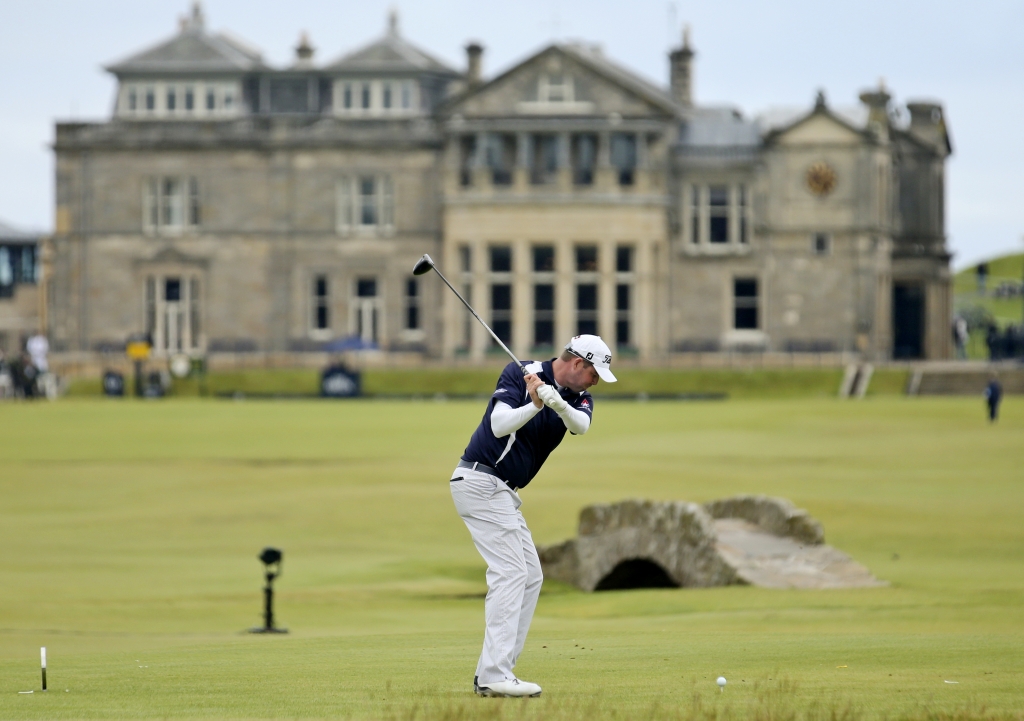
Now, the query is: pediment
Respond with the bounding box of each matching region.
[771,112,866,146]
[134,245,209,268]
[445,45,677,119]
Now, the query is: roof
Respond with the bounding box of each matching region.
[324,12,457,75]
[0,220,41,241]
[679,106,761,148]
[755,104,868,135]
[105,5,266,75]
[444,42,679,116]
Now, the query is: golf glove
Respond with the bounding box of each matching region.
[538,384,569,413]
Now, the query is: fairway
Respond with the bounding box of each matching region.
[1,396,1022,720]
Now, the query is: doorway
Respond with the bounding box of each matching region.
[892,283,924,359]
[353,277,379,344]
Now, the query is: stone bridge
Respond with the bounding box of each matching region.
[537,496,884,591]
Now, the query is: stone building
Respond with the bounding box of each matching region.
[50,5,953,362]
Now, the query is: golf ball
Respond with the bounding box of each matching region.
[717,676,727,687]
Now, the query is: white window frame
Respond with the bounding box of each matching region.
[144,175,200,235]
[310,273,331,338]
[539,73,574,103]
[685,182,753,248]
[335,175,395,236]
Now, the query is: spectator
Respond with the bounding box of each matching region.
[984,375,1003,423]
[985,323,1000,361]
[26,333,48,373]
[976,262,989,294]
[953,316,969,359]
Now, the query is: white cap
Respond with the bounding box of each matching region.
[564,335,617,382]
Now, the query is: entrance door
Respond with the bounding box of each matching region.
[146,275,200,355]
[354,277,379,344]
[892,283,924,359]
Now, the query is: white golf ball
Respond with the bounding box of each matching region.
[716,676,727,687]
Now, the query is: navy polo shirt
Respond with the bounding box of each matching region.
[460,359,594,490]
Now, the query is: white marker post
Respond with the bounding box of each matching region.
[41,647,47,691]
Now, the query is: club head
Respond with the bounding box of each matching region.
[412,254,435,276]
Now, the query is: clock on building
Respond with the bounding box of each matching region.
[805,162,837,196]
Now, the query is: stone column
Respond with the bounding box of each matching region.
[556,239,575,344]
[596,131,616,191]
[557,132,572,191]
[599,238,616,343]
[513,238,531,359]
[514,132,531,191]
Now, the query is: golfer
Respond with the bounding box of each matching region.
[449,334,616,697]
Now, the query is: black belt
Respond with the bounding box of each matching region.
[455,459,519,490]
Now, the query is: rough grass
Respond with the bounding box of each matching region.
[0,396,1021,719]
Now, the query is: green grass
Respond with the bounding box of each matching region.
[1,396,1021,719]
[69,367,910,400]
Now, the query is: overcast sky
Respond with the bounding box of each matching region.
[1,0,1021,268]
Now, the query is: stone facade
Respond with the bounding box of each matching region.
[48,5,953,361]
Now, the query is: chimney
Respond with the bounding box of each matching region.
[294,32,315,67]
[387,8,399,37]
[859,79,892,129]
[906,101,950,154]
[669,25,695,107]
[466,42,483,87]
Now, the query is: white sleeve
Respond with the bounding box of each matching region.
[556,405,591,435]
[490,400,542,438]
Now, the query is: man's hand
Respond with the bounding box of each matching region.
[524,373,544,408]
[537,384,569,413]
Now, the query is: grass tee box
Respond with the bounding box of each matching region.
[69,366,911,399]
[1,396,1021,719]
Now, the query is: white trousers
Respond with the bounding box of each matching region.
[450,468,543,684]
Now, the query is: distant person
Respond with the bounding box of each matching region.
[984,375,1002,422]
[985,324,1000,361]
[976,262,989,294]
[953,316,969,359]
[0,349,11,399]
[26,333,48,374]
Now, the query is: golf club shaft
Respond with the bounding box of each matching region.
[427,265,526,374]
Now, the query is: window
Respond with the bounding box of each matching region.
[343,83,353,109]
[128,87,137,112]
[162,178,183,227]
[188,178,200,226]
[459,245,472,273]
[572,134,597,186]
[401,81,412,109]
[539,73,573,103]
[689,183,750,245]
[146,87,155,111]
[709,185,729,243]
[533,245,555,272]
[530,134,558,185]
[405,278,419,330]
[733,278,759,329]
[616,245,633,273]
[534,284,555,347]
[223,88,234,110]
[690,186,700,244]
[487,134,515,186]
[576,284,598,336]
[610,133,636,186]
[616,283,630,346]
[361,83,371,109]
[206,87,216,111]
[576,245,598,272]
[336,176,394,234]
[185,87,194,111]
[360,178,377,225]
[144,176,200,233]
[738,186,748,244]
[490,246,512,273]
[491,284,512,346]
[166,87,177,112]
[459,135,476,187]
[312,275,330,331]
[813,233,830,255]
[383,83,392,109]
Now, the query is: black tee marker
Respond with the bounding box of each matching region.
[41,647,46,691]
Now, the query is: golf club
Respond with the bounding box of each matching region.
[412,254,527,375]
